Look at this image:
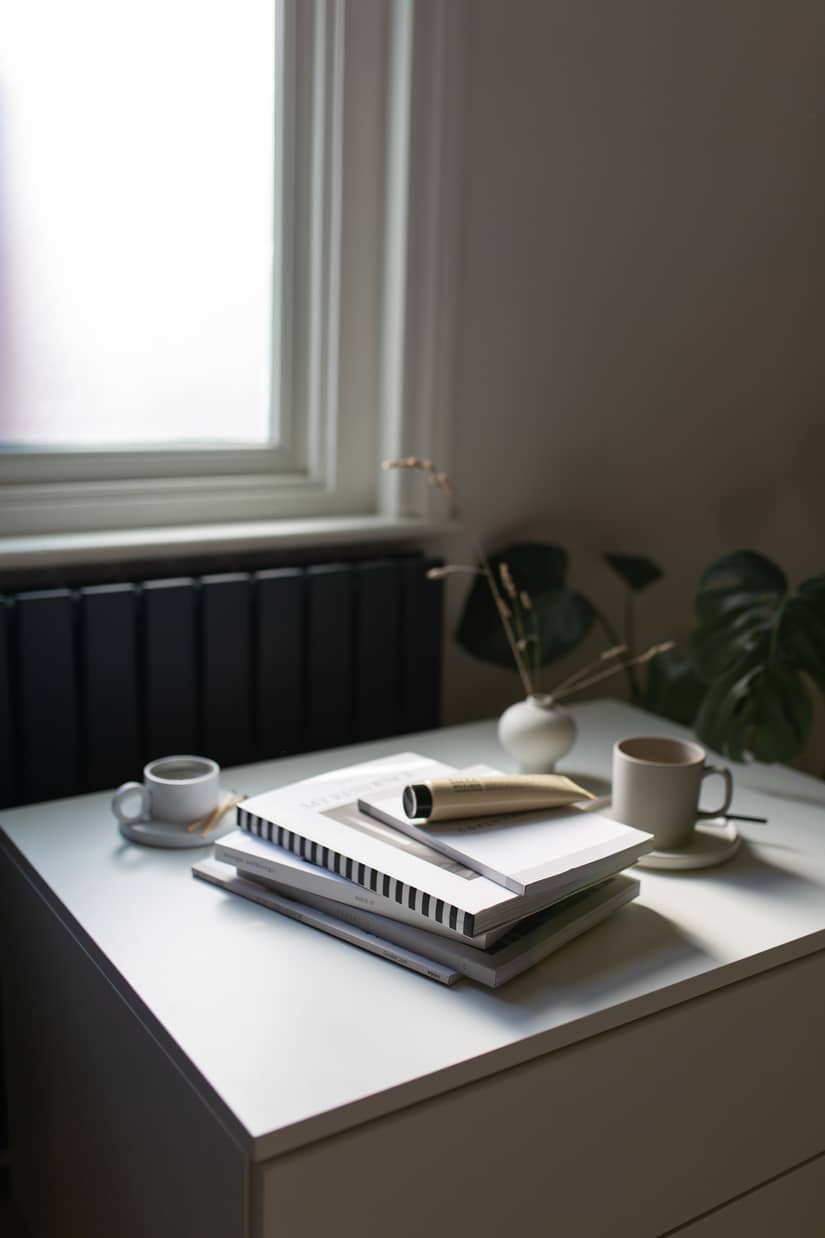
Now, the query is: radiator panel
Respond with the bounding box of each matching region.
[0,601,13,808]
[16,590,80,805]
[143,578,199,761]
[305,564,356,753]
[0,555,442,808]
[355,560,403,743]
[401,557,444,734]
[254,568,306,762]
[201,574,253,769]
[81,584,141,791]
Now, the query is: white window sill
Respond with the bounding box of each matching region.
[0,515,456,572]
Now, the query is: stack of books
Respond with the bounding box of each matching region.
[193,753,654,987]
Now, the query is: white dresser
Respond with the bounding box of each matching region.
[1,700,824,1237]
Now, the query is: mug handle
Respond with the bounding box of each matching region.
[696,764,733,820]
[111,781,149,825]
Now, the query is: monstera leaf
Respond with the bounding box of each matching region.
[689,550,825,762]
[604,553,663,592]
[455,542,596,671]
[642,646,707,727]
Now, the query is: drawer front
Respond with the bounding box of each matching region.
[673,1152,825,1237]
[255,950,825,1238]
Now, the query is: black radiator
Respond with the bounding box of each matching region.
[0,554,443,809]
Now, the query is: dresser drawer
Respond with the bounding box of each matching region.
[674,1151,825,1237]
[254,950,825,1238]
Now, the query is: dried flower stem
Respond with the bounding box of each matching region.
[548,644,627,700]
[549,641,674,704]
[382,457,453,494]
[383,456,670,707]
[384,456,536,695]
[483,563,535,696]
[501,562,533,686]
[426,565,484,580]
[524,597,541,684]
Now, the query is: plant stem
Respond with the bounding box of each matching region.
[481,561,534,697]
[548,645,627,701]
[552,645,670,703]
[529,606,541,690]
[384,458,535,695]
[595,609,636,701]
[623,588,642,703]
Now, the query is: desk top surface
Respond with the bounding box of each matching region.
[3,699,825,1162]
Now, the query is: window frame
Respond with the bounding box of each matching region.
[0,0,465,548]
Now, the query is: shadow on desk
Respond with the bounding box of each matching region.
[488,901,709,1015]
[744,780,825,811]
[483,839,825,1024]
[670,839,824,898]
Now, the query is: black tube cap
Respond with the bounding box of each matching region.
[403,784,432,819]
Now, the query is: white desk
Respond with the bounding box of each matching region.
[2,700,824,1237]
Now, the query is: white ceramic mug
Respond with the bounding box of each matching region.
[611,736,733,851]
[112,756,220,828]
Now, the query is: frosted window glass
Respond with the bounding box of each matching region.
[1,1,275,447]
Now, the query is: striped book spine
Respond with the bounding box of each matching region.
[237,807,476,938]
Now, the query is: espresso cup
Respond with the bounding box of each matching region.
[112,755,220,828]
[611,736,733,851]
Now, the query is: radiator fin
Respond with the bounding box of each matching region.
[17,590,81,803]
[201,574,252,768]
[355,559,403,742]
[143,578,199,760]
[254,568,306,761]
[305,564,355,752]
[401,557,444,734]
[81,584,141,790]
[0,600,14,808]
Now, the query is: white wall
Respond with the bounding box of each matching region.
[441,0,825,769]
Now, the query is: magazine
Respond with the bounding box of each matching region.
[192,857,460,986]
[237,753,647,934]
[359,763,653,896]
[215,828,513,948]
[201,856,639,988]
[239,753,543,935]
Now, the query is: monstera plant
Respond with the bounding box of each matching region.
[687,551,825,763]
[383,462,825,766]
[456,540,825,766]
[455,541,670,705]
[455,542,597,674]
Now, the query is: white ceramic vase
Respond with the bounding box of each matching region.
[497,695,577,773]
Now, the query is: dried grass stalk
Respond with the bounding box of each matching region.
[383,455,672,705]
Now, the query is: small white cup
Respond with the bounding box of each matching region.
[112,755,220,828]
[611,736,733,851]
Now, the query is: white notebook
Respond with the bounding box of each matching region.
[358,763,653,898]
[238,753,651,934]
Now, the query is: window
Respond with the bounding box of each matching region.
[3,0,275,450]
[0,1,463,549]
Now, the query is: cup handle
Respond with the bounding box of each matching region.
[696,764,733,820]
[111,781,149,825]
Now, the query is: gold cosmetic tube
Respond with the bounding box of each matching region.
[402,775,596,822]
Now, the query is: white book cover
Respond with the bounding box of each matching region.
[358,764,654,897]
[203,856,640,988]
[216,829,512,949]
[238,753,543,935]
[192,857,459,986]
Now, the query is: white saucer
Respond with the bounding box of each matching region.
[117,799,237,849]
[635,820,741,871]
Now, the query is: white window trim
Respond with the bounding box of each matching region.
[0,0,466,561]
